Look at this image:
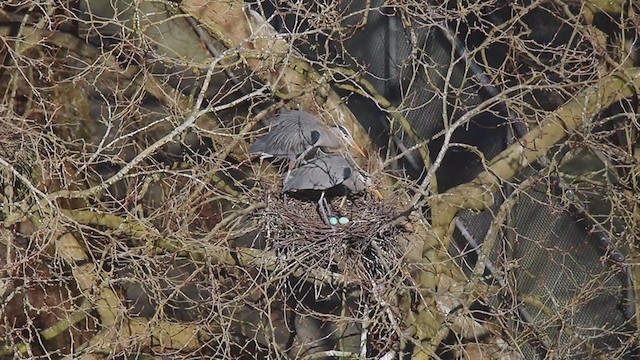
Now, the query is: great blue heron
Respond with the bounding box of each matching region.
[250,110,365,170]
[283,152,371,224]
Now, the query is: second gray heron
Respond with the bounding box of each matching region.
[250,110,365,170]
[283,152,371,224]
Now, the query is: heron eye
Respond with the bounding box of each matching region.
[336,125,352,140]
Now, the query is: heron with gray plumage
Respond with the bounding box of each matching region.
[283,152,372,224]
[250,110,365,170]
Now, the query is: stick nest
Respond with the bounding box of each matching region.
[256,183,408,285]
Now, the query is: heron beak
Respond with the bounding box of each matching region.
[352,142,367,157]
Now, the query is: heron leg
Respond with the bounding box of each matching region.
[281,154,301,186]
[318,192,330,225]
[283,152,303,184]
[283,169,291,184]
[292,146,314,169]
[322,194,333,217]
[338,195,347,209]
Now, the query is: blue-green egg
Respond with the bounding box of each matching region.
[329,217,339,225]
[338,217,349,225]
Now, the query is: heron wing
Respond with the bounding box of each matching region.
[251,111,327,158]
[285,111,342,150]
[248,136,274,157]
[283,154,350,191]
[266,110,309,125]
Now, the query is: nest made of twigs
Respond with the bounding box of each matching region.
[257,182,407,284]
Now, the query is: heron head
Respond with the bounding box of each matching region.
[353,169,384,199]
[333,125,366,157]
[345,169,372,192]
[357,171,372,185]
[335,125,353,141]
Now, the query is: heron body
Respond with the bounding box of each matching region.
[283,152,370,225]
[283,153,370,193]
[249,110,352,162]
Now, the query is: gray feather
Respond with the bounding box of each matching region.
[283,153,369,192]
[250,110,344,160]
